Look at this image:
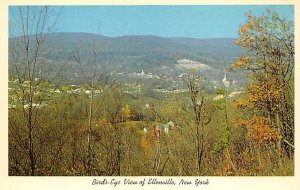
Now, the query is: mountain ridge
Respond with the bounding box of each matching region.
[9,32,244,81]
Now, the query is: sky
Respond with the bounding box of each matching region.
[10,5,294,39]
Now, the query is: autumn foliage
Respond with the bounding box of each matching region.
[232,116,282,144]
[231,10,294,158]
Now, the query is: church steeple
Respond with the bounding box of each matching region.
[222,71,227,82]
[222,71,230,88]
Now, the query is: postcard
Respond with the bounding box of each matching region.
[1,0,299,190]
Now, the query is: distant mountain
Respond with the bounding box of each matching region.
[41,33,242,54]
[9,32,245,82]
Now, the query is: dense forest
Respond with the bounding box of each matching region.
[8,7,294,176]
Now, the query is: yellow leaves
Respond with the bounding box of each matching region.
[247,84,261,103]
[232,57,251,69]
[123,104,134,120]
[246,38,255,44]
[233,10,292,76]
[265,61,287,73]
[269,88,284,103]
[235,36,250,48]
[39,81,49,88]
[249,19,257,27]
[231,77,284,111]
[239,14,258,36]
[53,103,63,112]
[95,118,113,130]
[242,43,248,48]
[233,99,250,109]
[61,85,71,92]
[259,34,265,41]
[239,23,252,35]
[232,118,248,127]
[96,118,110,125]
[237,20,256,49]
[245,80,284,111]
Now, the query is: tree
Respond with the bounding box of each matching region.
[231,10,294,158]
[8,6,62,175]
[212,88,237,175]
[185,71,211,175]
[72,32,119,175]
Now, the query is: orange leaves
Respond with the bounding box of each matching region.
[233,10,293,78]
[140,135,149,150]
[232,116,282,144]
[215,169,223,176]
[249,115,269,126]
[246,38,255,44]
[248,116,282,144]
[150,127,159,145]
[140,126,159,151]
[232,76,285,113]
[250,124,282,144]
[239,23,253,35]
[79,126,86,134]
[233,77,284,111]
[236,19,257,49]
[229,11,292,150]
[235,38,243,46]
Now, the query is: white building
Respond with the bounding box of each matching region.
[228,91,243,98]
[164,127,169,134]
[143,127,147,133]
[213,94,225,101]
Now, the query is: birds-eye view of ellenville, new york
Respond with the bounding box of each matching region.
[8,5,294,176]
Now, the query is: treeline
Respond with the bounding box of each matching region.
[8,7,294,176]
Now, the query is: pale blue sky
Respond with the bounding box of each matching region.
[10,5,294,39]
